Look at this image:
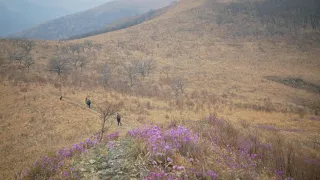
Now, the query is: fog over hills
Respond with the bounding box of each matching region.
[0,0,117,37]
[10,0,175,40]
[26,0,110,12]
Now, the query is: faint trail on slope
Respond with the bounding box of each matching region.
[56,96,140,136]
[61,96,100,116]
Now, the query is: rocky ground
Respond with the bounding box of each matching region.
[74,139,149,180]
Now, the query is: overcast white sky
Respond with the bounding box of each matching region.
[0,0,114,12]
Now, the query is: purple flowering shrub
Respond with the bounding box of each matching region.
[15,135,100,180]
[105,131,120,141]
[15,131,123,179]
[128,125,218,179]
[128,125,198,158]
[145,167,218,180]
[192,116,320,180]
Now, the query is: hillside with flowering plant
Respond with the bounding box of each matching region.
[1,0,320,179]
[15,116,320,180]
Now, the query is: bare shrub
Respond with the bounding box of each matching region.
[97,101,122,141]
[20,87,28,93]
[171,76,187,97]
[145,101,153,110]
[136,115,147,124]
[122,62,138,87]
[53,82,62,89]
[8,50,25,64]
[160,65,171,78]
[297,108,306,119]
[23,56,34,72]
[191,90,200,99]
[49,55,70,76]
[240,119,250,128]
[100,64,112,88]
[175,98,184,110]
[33,75,47,85]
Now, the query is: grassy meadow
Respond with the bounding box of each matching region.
[0,0,319,179]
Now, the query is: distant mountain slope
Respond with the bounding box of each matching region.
[26,0,109,12]
[12,0,175,40]
[0,0,69,37]
[69,6,170,40]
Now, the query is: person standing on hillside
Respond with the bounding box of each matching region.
[85,97,91,108]
[116,113,122,126]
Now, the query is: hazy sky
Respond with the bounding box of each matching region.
[1,0,114,12]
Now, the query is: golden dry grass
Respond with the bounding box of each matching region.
[0,0,320,179]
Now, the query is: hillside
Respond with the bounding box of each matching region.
[0,0,320,179]
[0,0,70,37]
[26,0,108,12]
[11,0,176,40]
[69,6,170,40]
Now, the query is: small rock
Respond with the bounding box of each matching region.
[111,175,120,180]
[91,175,100,180]
[101,162,108,168]
[90,168,95,173]
[89,159,96,164]
[80,168,87,172]
[99,170,107,175]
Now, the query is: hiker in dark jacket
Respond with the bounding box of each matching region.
[85,97,91,108]
[116,113,122,126]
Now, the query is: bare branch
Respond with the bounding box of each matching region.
[69,43,83,56]
[83,40,93,51]
[23,56,34,72]
[49,55,70,76]
[13,39,35,54]
[123,62,138,87]
[144,58,157,76]
[78,56,87,71]
[8,50,26,64]
[101,64,111,87]
[161,65,171,78]
[171,76,187,97]
[97,101,121,141]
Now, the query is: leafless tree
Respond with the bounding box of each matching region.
[161,65,171,78]
[132,60,146,78]
[59,45,70,54]
[49,55,70,76]
[171,77,187,97]
[13,39,35,54]
[23,56,34,72]
[83,40,93,51]
[70,55,86,71]
[70,56,79,71]
[123,63,138,87]
[117,40,125,49]
[101,65,111,87]
[93,43,103,54]
[78,56,87,71]
[0,50,5,66]
[130,59,156,78]
[97,101,121,142]
[70,43,82,56]
[8,50,26,64]
[144,59,156,76]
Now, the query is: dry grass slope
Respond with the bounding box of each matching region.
[0,0,319,179]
